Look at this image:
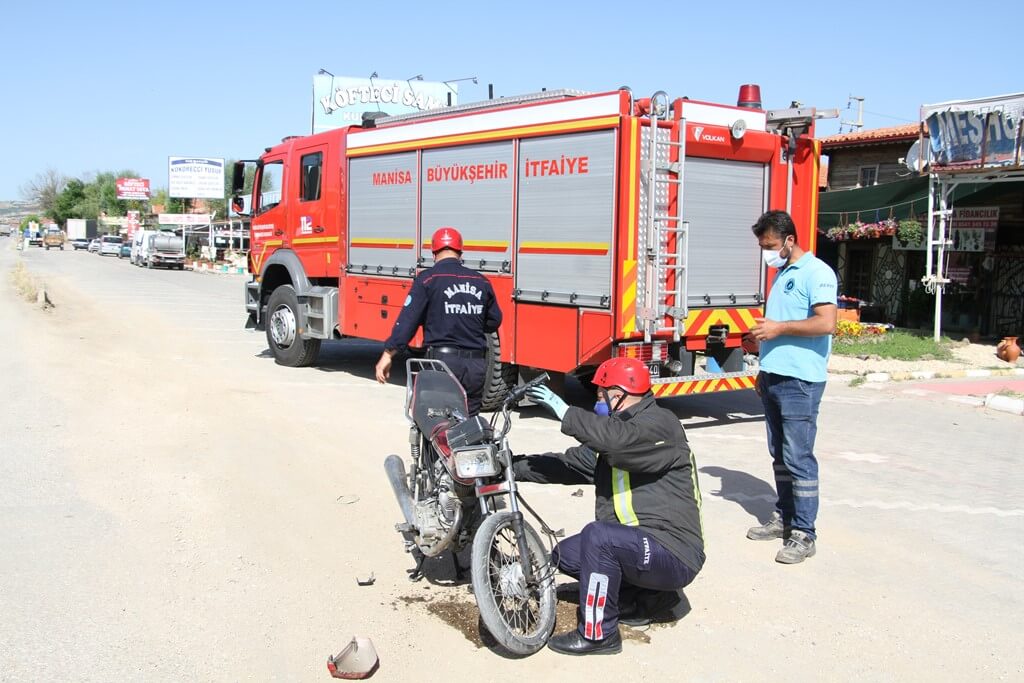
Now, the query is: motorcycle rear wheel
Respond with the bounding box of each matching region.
[471,511,556,655]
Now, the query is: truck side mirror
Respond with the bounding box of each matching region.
[231,161,247,194]
[231,196,247,215]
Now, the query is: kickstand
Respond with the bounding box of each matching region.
[407,553,426,582]
[451,552,466,581]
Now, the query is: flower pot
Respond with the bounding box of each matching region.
[996,337,1021,363]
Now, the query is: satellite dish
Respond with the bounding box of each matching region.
[904,139,931,173]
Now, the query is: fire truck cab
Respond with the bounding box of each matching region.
[235,86,822,410]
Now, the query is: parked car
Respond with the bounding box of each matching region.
[71,238,91,250]
[118,242,132,258]
[87,238,101,253]
[98,235,123,256]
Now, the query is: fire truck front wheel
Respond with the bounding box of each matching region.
[265,285,321,367]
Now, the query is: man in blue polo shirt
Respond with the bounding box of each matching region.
[745,210,837,564]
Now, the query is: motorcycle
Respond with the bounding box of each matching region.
[384,359,558,655]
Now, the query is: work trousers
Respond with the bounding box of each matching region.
[760,372,826,539]
[552,521,697,640]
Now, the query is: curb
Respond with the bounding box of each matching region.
[185,262,247,275]
[984,393,1024,416]
[836,367,1024,417]
[832,367,1024,384]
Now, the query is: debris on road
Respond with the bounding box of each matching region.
[356,572,375,586]
[327,637,379,679]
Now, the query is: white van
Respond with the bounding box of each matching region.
[131,229,157,266]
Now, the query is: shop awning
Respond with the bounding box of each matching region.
[817,176,990,228]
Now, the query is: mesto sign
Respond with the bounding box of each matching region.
[923,93,1024,169]
[313,75,454,133]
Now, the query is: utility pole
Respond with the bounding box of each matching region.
[840,95,864,133]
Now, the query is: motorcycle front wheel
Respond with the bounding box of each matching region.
[471,511,556,656]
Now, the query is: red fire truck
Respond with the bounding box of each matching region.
[234,86,823,410]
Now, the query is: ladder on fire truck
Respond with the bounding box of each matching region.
[637,92,688,343]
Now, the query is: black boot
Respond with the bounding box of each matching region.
[547,628,622,656]
[619,589,689,627]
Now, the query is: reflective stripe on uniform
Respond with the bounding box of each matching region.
[689,451,705,543]
[611,467,640,526]
[584,572,610,640]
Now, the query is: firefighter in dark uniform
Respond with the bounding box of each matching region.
[375,227,503,415]
[517,357,705,655]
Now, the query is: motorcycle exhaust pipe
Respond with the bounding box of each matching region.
[384,455,417,529]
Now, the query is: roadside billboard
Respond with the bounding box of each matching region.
[116,177,151,200]
[126,210,141,240]
[158,213,212,226]
[922,93,1024,169]
[313,75,454,133]
[168,157,225,199]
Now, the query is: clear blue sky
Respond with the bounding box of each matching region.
[0,1,1017,200]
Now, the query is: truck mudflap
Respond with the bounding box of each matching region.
[245,280,260,327]
[650,371,757,398]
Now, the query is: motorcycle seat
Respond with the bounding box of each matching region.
[411,369,468,435]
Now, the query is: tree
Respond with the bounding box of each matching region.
[151,187,186,214]
[20,169,67,218]
[53,178,87,225]
[19,214,42,232]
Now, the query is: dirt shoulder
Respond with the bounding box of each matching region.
[829,340,1023,377]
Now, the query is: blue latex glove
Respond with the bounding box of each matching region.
[527,385,568,420]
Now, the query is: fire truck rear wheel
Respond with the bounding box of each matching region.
[265,285,321,367]
[480,332,517,413]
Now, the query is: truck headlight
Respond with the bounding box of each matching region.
[453,445,499,479]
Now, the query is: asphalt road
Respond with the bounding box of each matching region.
[2,241,1022,681]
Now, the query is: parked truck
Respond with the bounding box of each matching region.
[234,85,823,409]
[142,232,185,269]
[66,218,98,241]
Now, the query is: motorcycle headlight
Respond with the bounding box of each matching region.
[453,445,499,479]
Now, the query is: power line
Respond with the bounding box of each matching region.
[863,109,916,123]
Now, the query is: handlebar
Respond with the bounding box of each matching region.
[506,372,550,406]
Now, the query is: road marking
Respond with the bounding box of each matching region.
[190,328,248,332]
[831,450,888,464]
[825,498,1024,517]
[949,396,986,406]
[702,492,1024,517]
[692,433,762,441]
[823,396,881,405]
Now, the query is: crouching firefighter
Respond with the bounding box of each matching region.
[515,357,705,655]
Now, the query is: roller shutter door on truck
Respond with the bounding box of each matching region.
[348,152,419,276]
[419,141,514,272]
[682,158,767,308]
[515,130,616,308]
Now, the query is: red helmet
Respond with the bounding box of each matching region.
[430,226,463,253]
[593,357,652,395]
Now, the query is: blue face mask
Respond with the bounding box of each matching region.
[593,400,610,416]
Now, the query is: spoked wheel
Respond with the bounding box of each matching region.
[471,511,556,656]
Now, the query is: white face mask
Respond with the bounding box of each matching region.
[762,240,791,268]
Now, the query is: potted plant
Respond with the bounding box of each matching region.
[897,218,924,248]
